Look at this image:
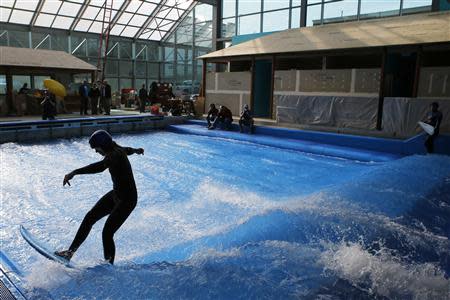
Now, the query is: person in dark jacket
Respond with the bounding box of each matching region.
[78,81,89,115]
[101,80,112,115]
[423,102,443,153]
[206,103,218,128]
[138,84,148,113]
[55,130,144,264]
[239,104,255,134]
[41,90,57,120]
[89,83,101,115]
[210,105,233,130]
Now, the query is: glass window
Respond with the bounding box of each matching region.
[136,43,147,61]
[87,38,99,57]
[148,44,161,61]
[33,76,51,90]
[177,63,186,79]
[195,4,213,22]
[165,47,174,61]
[360,0,400,19]
[238,14,261,35]
[238,0,261,15]
[105,60,119,76]
[119,78,132,89]
[222,17,236,38]
[8,30,29,48]
[306,4,322,26]
[135,78,147,89]
[148,63,160,78]
[323,0,358,24]
[195,21,213,41]
[264,0,290,11]
[177,48,186,60]
[0,75,7,94]
[32,33,50,49]
[291,7,301,29]
[263,9,289,32]
[136,61,146,77]
[119,60,133,77]
[163,63,174,79]
[12,75,31,93]
[104,78,119,94]
[223,0,236,18]
[402,0,432,14]
[119,41,132,59]
[106,42,119,58]
[52,34,68,52]
[71,36,87,56]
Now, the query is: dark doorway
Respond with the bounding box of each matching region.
[252,60,272,118]
[383,51,417,97]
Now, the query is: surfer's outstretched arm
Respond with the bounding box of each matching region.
[63,161,107,186]
[121,146,144,155]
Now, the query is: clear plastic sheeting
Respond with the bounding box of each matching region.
[275,95,378,130]
[382,97,450,138]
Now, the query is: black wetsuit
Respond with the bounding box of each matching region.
[425,110,443,153]
[68,143,138,263]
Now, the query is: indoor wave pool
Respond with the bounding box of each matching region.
[1,129,449,299]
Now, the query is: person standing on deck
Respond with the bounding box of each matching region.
[423,102,443,153]
[55,130,144,264]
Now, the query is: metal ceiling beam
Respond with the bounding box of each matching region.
[161,1,197,43]
[30,0,45,28]
[70,0,92,31]
[133,0,169,40]
[103,0,132,35]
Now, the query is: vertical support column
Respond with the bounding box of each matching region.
[376,48,387,130]
[431,0,440,11]
[300,0,307,27]
[270,55,276,119]
[28,31,32,48]
[6,69,13,114]
[201,59,207,98]
[412,46,422,98]
[250,57,255,110]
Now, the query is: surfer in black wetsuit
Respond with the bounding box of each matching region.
[55,130,144,264]
[424,102,443,153]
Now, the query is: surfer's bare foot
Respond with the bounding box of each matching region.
[55,250,74,261]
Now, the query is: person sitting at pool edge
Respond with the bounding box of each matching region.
[239,104,255,134]
[423,102,443,154]
[206,103,218,128]
[210,105,233,130]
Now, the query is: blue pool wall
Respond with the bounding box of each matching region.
[172,120,450,160]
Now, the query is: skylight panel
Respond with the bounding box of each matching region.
[117,12,134,24]
[75,19,93,31]
[15,0,38,11]
[0,0,15,8]
[90,0,105,8]
[125,1,142,13]
[0,8,11,22]
[111,0,125,10]
[52,16,74,29]
[139,2,157,15]
[165,8,182,20]
[149,31,163,41]
[129,14,148,27]
[177,0,193,10]
[110,24,125,35]
[121,26,139,37]
[139,32,151,39]
[95,9,118,21]
[9,10,33,25]
[35,13,56,27]
[89,21,104,33]
[41,0,62,14]
[82,6,101,20]
[58,2,82,17]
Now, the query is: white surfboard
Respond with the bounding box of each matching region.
[20,225,74,268]
[418,121,434,135]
